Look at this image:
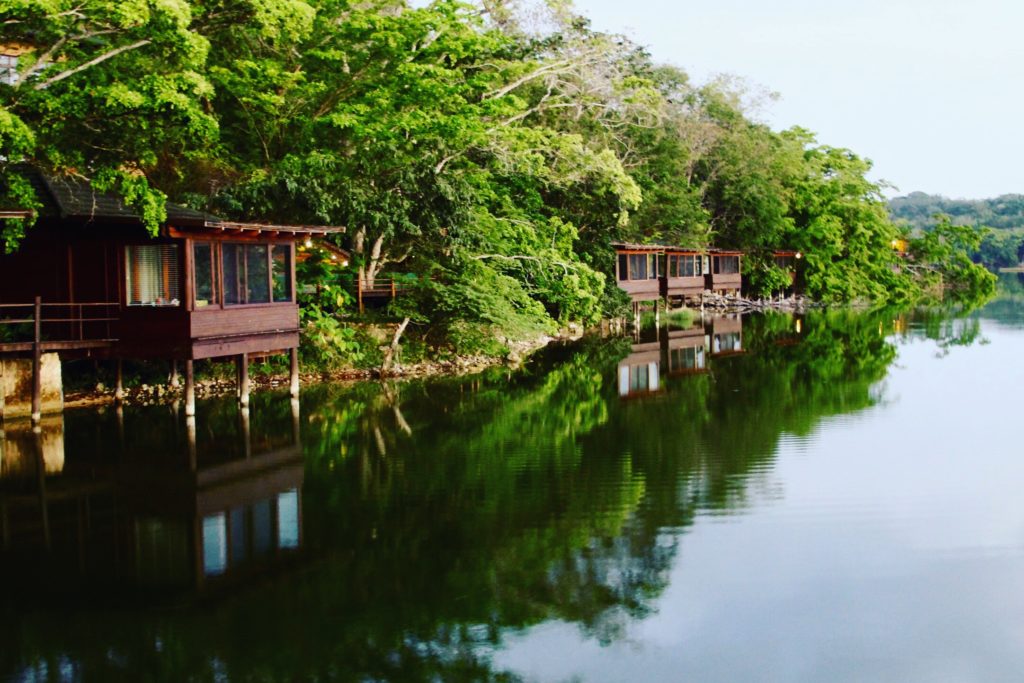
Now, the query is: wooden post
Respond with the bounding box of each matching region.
[357,275,364,314]
[170,360,180,388]
[186,415,197,471]
[114,359,124,403]
[390,279,396,299]
[31,296,42,424]
[240,406,252,459]
[34,426,51,551]
[289,347,300,398]
[291,396,301,446]
[184,360,195,417]
[238,353,250,408]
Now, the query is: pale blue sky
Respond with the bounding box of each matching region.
[573,0,1024,199]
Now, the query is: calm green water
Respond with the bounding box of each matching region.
[2,277,1024,682]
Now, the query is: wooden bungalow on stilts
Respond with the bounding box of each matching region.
[663,248,706,306]
[772,250,801,295]
[613,242,663,325]
[706,250,743,295]
[0,172,343,421]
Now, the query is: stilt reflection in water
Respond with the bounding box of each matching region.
[0,392,304,596]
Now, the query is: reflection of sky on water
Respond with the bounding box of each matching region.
[495,315,1024,682]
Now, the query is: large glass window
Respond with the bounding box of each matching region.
[714,255,740,275]
[0,54,18,86]
[125,244,181,307]
[618,254,628,281]
[277,489,300,550]
[774,255,795,270]
[222,243,242,305]
[222,243,277,305]
[271,245,292,302]
[252,499,273,558]
[628,254,647,280]
[626,253,658,280]
[202,513,227,577]
[247,245,270,303]
[714,332,742,353]
[193,242,216,307]
[670,346,706,371]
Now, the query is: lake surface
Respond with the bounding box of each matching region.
[3,277,1024,682]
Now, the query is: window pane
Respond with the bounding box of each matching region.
[272,245,292,302]
[630,254,647,280]
[617,254,628,281]
[277,489,300,550]
[0,54,19,87]
[230,507,248,566]
[246,245,270,304]
[125,244,180,307]
[222,243,242,305]
[194,243,215,307]
[648,254,658,279]
[252,499,273,557]
[202,513,227,577]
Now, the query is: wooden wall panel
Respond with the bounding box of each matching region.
[190,305,298,339]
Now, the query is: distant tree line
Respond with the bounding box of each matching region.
[890,192,1024,270]
[1,0,995,360]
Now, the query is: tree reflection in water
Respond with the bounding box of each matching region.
[0,305,989,681]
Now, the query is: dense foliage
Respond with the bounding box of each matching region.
[1,0,994,358]
[890,191,1024,271]
[890,192,1024,232]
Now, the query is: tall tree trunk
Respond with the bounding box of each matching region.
[381,316,410,374]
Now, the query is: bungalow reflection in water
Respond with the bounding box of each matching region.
[0,397,304,594]
[618,316,736,398]
[711,315,744,357]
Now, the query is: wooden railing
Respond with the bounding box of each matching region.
[0,298,119,353]
[355,277,421,313]
[0,297,119,422]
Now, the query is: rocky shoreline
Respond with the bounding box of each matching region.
[62,298,824,411]
[63,334,562,410]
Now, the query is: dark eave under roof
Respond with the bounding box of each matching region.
[612,241,728,254]
[200,221,344,236]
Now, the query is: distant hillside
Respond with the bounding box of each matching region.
[889,192,1024,232]
[888,193,1024,270]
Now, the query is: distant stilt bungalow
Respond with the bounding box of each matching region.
[613,242,663,303]
[663,248,706,305]
[706,250,743,295]
[772,250,801,294]
[612,242,745,307]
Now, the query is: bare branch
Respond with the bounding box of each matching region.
[33,39,152,90]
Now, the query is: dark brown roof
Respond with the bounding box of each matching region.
[612,241,704,253]
[12,168,343,235]
[31,172,219,225]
